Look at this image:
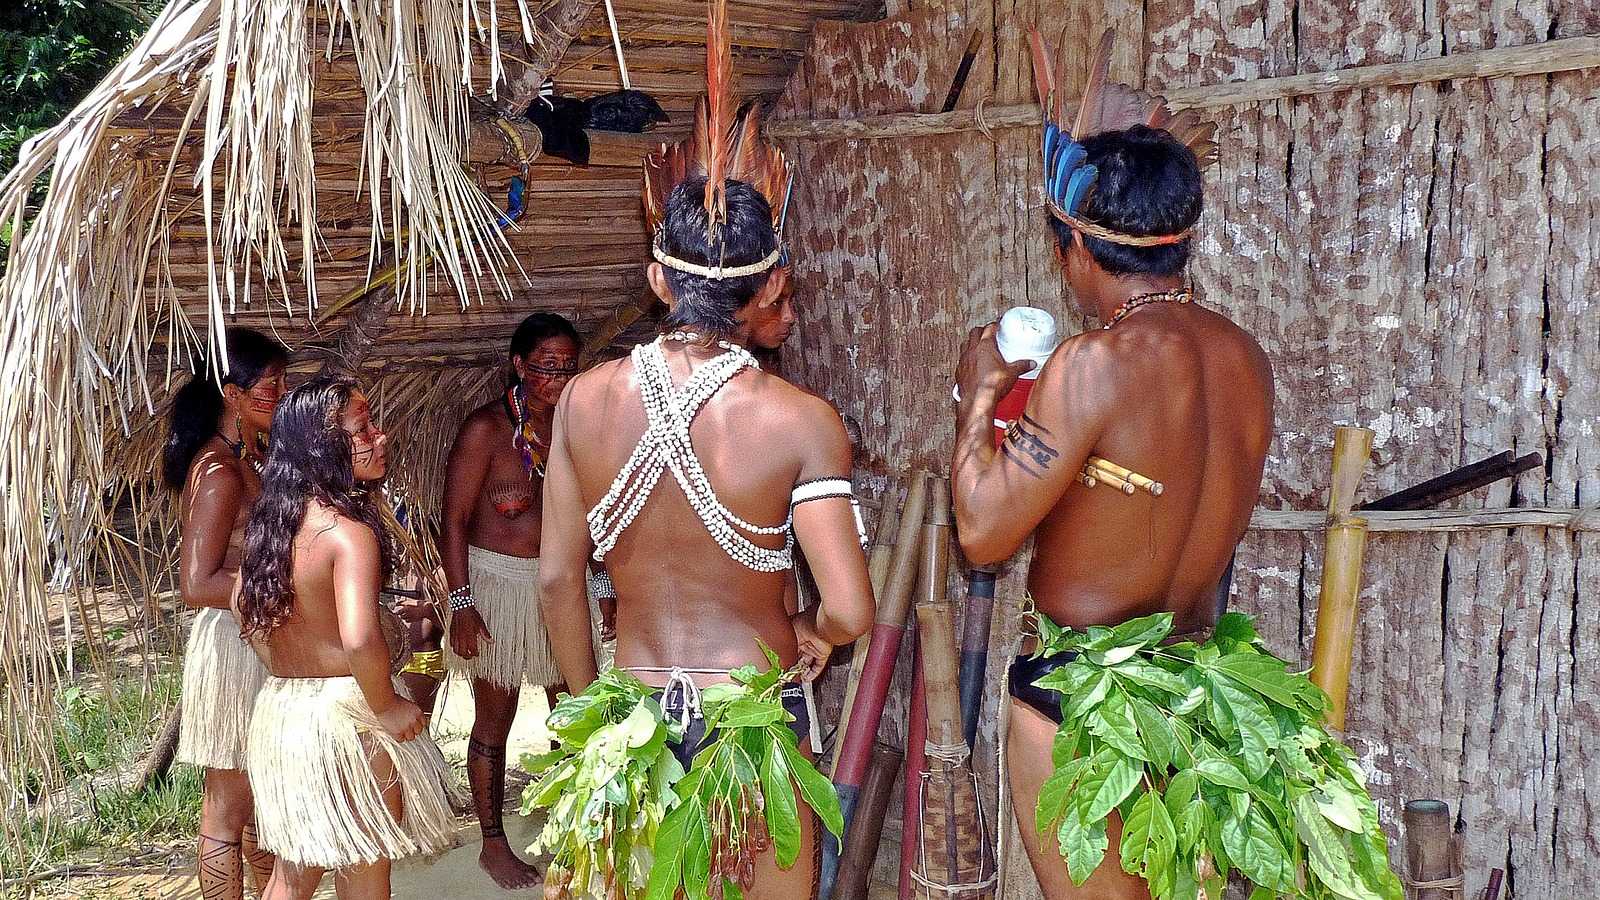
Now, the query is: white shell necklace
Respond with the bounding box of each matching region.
[586,333,794,571]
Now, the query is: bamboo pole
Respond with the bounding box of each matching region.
[821,473,929,899]
[831,742,904,900]
[767,36,1600,141]
[900,632,927,900]
[1402,800,1457,900]
[1310,426,1374,731]
[831,479,904,778]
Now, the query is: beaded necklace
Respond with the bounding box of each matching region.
[506,383,549,479]
[217,431,265,478]
[586,333,794,572]
[1101,287,1193,330]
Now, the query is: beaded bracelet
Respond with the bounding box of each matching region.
[448,585,475,612]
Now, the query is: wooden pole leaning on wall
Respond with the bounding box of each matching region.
[821,473,929,899]
[1309,426,1375,732]
[831,478,904,779]
[831,741,905,900]
[1402,800,1461,900]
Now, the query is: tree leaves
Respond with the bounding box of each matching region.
[760,743,801,869]
[1024,607,1404,900]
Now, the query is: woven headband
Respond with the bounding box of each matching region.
[652,233,784,280]
[1048,200,1195,247]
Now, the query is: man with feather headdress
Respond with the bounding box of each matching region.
[950,30,1401,900]
[524,2,873,897]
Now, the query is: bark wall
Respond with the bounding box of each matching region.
[774,1,1600,897]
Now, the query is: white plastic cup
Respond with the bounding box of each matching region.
[952,307,1061,400]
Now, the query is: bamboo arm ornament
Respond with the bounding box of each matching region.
[1079,455,1162,496]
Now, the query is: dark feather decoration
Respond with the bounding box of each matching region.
[1032,27,1219,220]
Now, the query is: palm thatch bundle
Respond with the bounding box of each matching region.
[0,0,586,853]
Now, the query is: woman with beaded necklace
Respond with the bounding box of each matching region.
[440,311,580,890]
[163,327,288,900]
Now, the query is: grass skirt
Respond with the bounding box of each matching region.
[246,675,461,869]
[445,545,561,688]
[176,607,267,770]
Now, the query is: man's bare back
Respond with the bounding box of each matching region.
[1023,302,1272,634]
[553,344,855,679]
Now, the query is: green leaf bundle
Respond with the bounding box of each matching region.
[1030,611,1404,900]
[521,669,685,900]
[644,643,843,900]
[521,644,843,900]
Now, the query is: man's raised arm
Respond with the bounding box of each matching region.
[950,325,1112,564]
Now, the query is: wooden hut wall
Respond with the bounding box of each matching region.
[772,1,1600,897]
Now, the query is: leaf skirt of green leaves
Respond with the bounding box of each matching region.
[521,644,843,900]
[1028,611,1405,900]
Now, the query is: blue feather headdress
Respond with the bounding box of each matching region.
[1030,28,1218,247]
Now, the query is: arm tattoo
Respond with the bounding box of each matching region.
[1002,414,1059,479]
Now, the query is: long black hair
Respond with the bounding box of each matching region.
[162,328,289,490]
[1049,125,1204,277]
[508,312,580,384]
[238,375,393,639]
[659,176,780,334]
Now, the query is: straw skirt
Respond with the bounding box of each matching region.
[246,676,460,869]
[446,546,560,688]
[176,607,268,770]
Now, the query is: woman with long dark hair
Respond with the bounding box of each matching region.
[165,327,288,900]
[439,311,580,889]
[238,375,458,899]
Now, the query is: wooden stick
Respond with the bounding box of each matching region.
[1249,505,1600,533]
[1361,451,1542,512]
[830,478,903,779]
[822,473,929,899]
[1482,868,1505,900]
[1402,800,1456,900]
[768,36,1600,141]
[1083,465,1137,495]
[1310,427,1374,731]
[900,631,927,900]
[957,568,996,751]
[831,741,904,900]
[1087,456,1163,495]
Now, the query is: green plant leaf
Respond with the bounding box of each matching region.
[1222,807,1292,892]
[1129,695,1177,770]
[1035,659,1095,696]
[1036,755,1088,837]
[682,802,711,899]
[1063,670,1114,721]
[1212,653,1304,709]
[1213,612,1260,645]
[1081,753,1142,823]
[1193,757,1251,791]
[1173,683,1207,715]
[780,739,843,837]
[1315,779,1367,833]
[1116,662,1192,697]
[1087,692,1148,761]
[760,740,801,869]
[1057,806,1109,886]
[643,801,690,900]
[1293,794,1369,900]
[1086,644,1144,666]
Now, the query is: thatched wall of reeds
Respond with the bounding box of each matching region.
[770,1,1600,897]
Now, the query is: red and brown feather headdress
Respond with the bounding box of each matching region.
[1030,28,1218,247]
[642,0,794,279]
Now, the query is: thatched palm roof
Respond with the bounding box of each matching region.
[0,0,875,839]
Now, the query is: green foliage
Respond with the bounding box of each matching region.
[524,645,841,900]
[1030,611,1405,900]
[0,0,160,262]
[2,668,200,880]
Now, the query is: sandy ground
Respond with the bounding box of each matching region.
[47,674,555,899]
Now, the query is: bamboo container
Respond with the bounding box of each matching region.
[830,478,904,779]
[1402,800,1457,900]
[902,481,950,900]
[831,741,904,900]
[821,473,929,899]
[913,601,993,898]
[1310,426,1374,731]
